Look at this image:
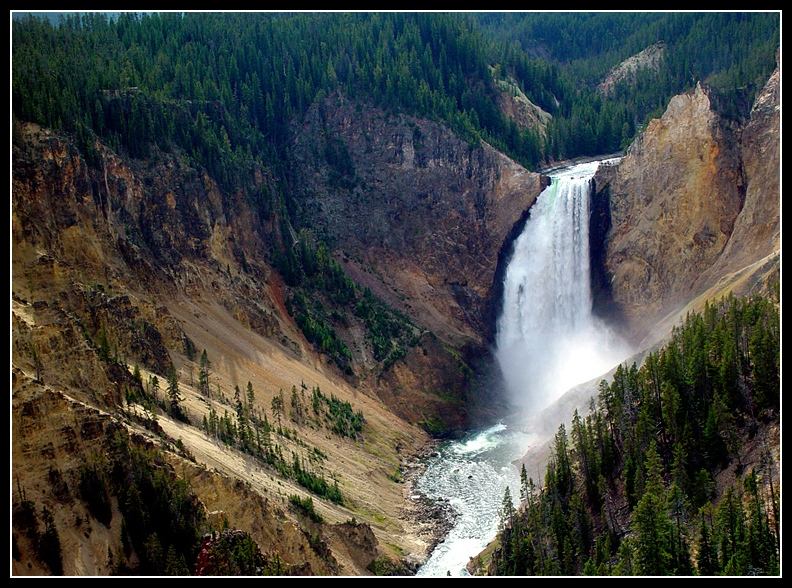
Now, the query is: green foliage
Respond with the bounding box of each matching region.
[288,494,323,523]
[11,12,540,184]
[368,556,409,576]
[387,467,403,484]
[310,386,365,439]
[182,335,197,361]
[12,497,65,574]
[498,486,515,533]
[202,383,346,505]
[279,234,417,375]
[418,416,448,437]
[287,290,352,373]
[695,507,719,576]
[478,13,779,159]
[324,136,356,189]
[198,349,211,397]
[489,293,779,576]
[105,429,206,575]
[196,530,276,576]
[13,496,41,543]
[167,367,187,422]
[354,288,416,367]
[12,13,777,184]
[292,453,343,505]
[631,443,673,575]
[17,429,206,576]
[38,507,64,575]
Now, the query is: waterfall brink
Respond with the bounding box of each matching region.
[495,160,627,412]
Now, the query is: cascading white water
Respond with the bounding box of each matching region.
[495,159,627,411]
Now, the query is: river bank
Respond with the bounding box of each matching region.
[399,439,458,573]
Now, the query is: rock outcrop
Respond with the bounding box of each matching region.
[493,72,553,138]
[598,41,666,97]
[695,65,780,286]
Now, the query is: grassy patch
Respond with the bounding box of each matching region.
[418,415,449,437]
[386,467,403,483]
[368,555,409,576]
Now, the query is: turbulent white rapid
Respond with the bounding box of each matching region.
[415,424,538,577]
[495,159,628,411]
[415,159,630,577]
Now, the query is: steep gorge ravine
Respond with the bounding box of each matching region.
[461,64,780,576]
[12,58,779,578]
[11,91,548,575]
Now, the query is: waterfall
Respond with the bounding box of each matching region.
[416,158,629,577]
[495,160,626,412]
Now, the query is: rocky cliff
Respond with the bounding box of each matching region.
[695,65,780,287]
[9,121,402,574]
[289,92,547,348]
[592,66,779,342]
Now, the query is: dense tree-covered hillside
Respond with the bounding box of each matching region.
[487,292,780,576]
[13,12,779,182]
[12,12,550,181]
[479,12,779,155]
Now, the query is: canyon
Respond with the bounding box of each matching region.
[11,13,779,577]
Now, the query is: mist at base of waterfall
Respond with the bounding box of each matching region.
[497,318,630,413]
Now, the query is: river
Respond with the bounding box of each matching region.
[415,423,538,576]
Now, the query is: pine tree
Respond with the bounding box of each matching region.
[743,470,778,574]
[271,390,284,428]
[758,447,779,550]
[164,544,189,576]
[670,442,689,497]
[150,376,160,400]
[613,536,634,576]
[631,442,672,575]
[499,486,515,532]
[133,364,142,386]
[715,486,748,575]
[667,483,693,574]
[695,507,718,576]
[39,506,63,575]
[167,368,183,419]
[198,349,210,397]
[234,385,249,450]
[520,463,529,503]
[290,385,304,424]
[246,381,255,416]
